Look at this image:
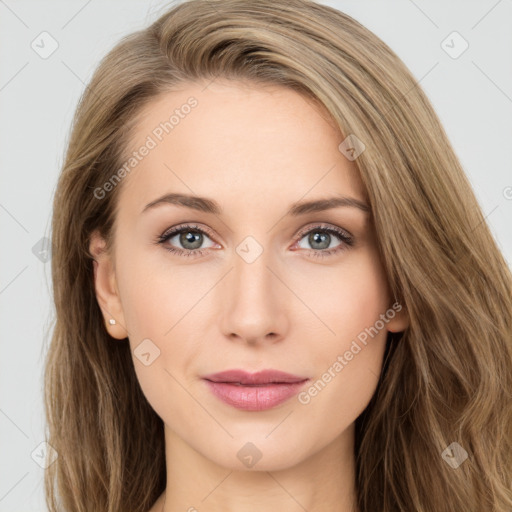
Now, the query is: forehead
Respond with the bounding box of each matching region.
[118,80,367,215]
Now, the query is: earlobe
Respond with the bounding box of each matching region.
[386,305,410,333]
[89,231,128,340]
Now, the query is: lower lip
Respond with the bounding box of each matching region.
[203,379,309,411]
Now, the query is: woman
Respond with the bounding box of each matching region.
[44,0,512,511]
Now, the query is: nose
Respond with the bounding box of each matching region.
[218,246,289,346]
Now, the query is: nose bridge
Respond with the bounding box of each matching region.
[219,239,287,343]
[234,245,273,301]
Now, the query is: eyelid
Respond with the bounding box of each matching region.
[294,222,353,241]
[160,222,216,239]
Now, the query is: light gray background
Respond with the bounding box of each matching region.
[1,0,511,510]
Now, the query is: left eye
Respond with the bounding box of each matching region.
[290,225,354,259]
[295,227,349,251]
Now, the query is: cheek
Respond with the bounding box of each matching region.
[115,242,191,338]
[298,250,390,410]
[303,248,391,348]
[114,245,207,403]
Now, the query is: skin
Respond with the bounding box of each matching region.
[89,80,409,512]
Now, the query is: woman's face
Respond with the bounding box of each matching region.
[91,80,408,471]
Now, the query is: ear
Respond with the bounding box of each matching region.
[386,300,410,333]
[89,230,128,340]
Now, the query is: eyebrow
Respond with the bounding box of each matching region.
[141,193,371,216]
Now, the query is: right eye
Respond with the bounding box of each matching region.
[156,223,219,257]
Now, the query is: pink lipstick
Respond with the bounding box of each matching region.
[202,369,309,411]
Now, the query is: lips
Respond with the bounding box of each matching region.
[202,369,310,411]
[202,369,309,385]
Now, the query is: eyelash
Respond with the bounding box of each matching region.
[154,223,354,259]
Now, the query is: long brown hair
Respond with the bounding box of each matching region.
[44,0,512,510]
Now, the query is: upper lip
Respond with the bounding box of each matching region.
[202,369,309,385]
